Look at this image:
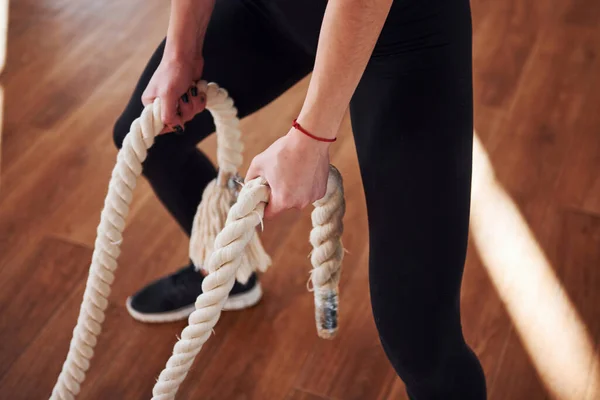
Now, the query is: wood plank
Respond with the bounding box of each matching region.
[2,0,600,398]
[472,3,540,109]
[490,336,551,400]
[554,42,600,216]
[0,200,210,399]
[0,0,168,279]
[2,0,168,168]
[479,22,600,400]
[472,130,600,399]
[471,20,599,399]
[0,237,91,385]
[459,240,512,397]
[469,19,600,389]
[556,210,600,398]
[0,277,155,400]
[490,25,597,201]
[561,0,600,26]
[286,389,331,400]
[471,135,597,399]
[0,24,166,277]
[382,377,410,400]
[488,207,600,400]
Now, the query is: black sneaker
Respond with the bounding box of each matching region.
[125,263,262,323]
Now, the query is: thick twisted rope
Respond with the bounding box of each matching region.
[200,81,243,175]
[50,82,242,400]
[309,166,345,339]
[51,81,346,400]
[50,100,163,400]
[152,166,345,399]
[152,177,269,399]
[189,83,271,283]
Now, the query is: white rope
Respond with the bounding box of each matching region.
[189,83,271,283]
[50,99,163,400]
[151,166,345,399]
[51,81,346,400]
[152,177,269,399]
[200,81,243,175]
[310,166,345,339]
[50,81,242,399]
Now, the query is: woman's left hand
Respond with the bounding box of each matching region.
[245,129,331,219]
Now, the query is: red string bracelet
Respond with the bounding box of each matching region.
[292,119,337,143]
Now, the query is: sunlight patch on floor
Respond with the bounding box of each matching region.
[470,132,600,400]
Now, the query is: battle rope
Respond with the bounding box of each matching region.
[50,82,345,400]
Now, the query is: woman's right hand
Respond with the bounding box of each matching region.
[141,53,207,134]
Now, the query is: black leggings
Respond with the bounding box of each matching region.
[113,0,485,398]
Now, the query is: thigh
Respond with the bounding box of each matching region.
[114,0,315,150]
[349,0,473,375]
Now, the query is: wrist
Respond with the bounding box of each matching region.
[296,107,343,141]
[286,128,331,155]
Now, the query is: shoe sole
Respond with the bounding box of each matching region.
[125,283,263,324]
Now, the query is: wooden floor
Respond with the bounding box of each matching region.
[1,1,599,399]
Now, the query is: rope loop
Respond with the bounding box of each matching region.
[51,82,345,400]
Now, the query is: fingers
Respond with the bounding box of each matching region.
[246,155,309,219]
[264,190,304,219]
[180,83,206,122]
[245,157,262,183]
[141,81,156,106]
[264,195,287,219]
[157,83,208,135]
[192,86,207,115]
[246,156,280,218]
[161,91,184,133]
[141,91,153,107]
[177,91,194,125]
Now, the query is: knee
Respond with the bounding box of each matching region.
[376,315,485,399]
[371,296,462,385]
[378,323,449,383]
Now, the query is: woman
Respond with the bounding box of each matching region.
[113,0,486,398]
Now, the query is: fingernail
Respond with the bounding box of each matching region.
[175,125,184,135]
[190,87,198,97]
[181,93,189,103]
[199,93,206,104]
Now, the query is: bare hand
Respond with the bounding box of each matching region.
[245,130,331,219]
[141,55,206,134]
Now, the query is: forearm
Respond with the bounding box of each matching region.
[297,0,393,139]
[164,0,215,60]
